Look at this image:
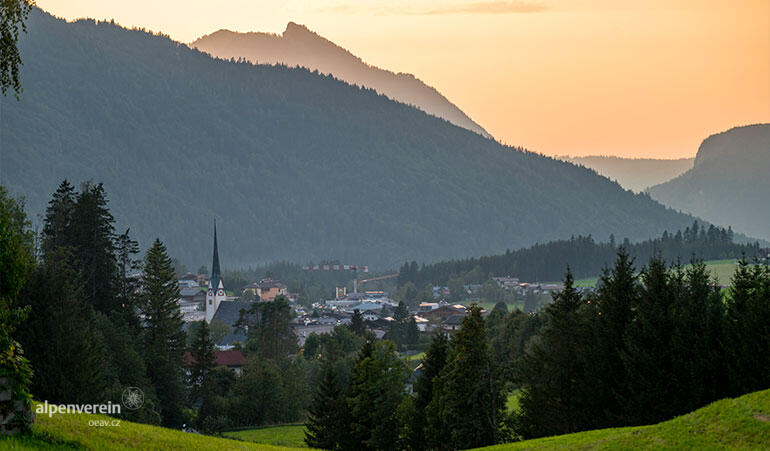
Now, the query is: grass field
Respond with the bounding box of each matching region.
[482,389,770,450]
[562,259,740,288]
[1,404,292,450]
[224,424,307,448]
[3,390,769,449]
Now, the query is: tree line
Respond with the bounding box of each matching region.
[398,224,759,287]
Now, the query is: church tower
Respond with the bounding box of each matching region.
[205,221,227,323]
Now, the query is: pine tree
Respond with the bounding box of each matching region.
[437,305,504,449]
[304,363,349,449]
[188,320,216,406]
[517,269,590,437]
[41,180,76,257]
[139,239,186,427]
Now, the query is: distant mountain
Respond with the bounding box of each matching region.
[191,23,491,138]
[648,124,770,241]
[3,9,700,269]
[562,156,694,192]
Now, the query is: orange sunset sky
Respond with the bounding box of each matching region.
[35,0,770,158]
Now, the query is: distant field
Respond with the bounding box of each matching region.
[224,424,307,448]
[482,389,770,450]
[562,259,739,288]
[506,390,521,415]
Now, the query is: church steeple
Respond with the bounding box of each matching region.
[211,220,221,290]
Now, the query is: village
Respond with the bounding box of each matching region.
[173,226,571,373]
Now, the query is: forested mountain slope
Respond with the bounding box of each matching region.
[192,23,490,138]
[2,9,698,268]
[648,124,770,241]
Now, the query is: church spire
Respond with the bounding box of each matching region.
[211,219,221,289]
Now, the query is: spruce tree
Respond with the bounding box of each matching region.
[19,249,109,404]
[188,320,216,406]
[416,331,449,450]
[139,239,186,427]
[517,269,590,437]
[349,309,365,336]
[437,305,504,449]
[620,255,677,424]
[588,249,639,427]
[305,363,349,449]
[724,258,770,395]
[348,340,407,450]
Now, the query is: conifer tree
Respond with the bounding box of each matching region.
[517,269,590,437]
[188,320,216,405]
[437,305,504,449]
[587,249,639,427]
[348,340,407,450]
[416,332,449,450]
[305,363,349,449]
[724,258,770,395]
[349,309,365,336]
[620,255,677,424]
[139,239,186,427]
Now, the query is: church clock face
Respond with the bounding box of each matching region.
[208,290,213,296]
[217,289,225,296]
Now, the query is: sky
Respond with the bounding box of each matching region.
[35,0,770,158]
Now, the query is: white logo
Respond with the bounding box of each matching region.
[121,387,144,410]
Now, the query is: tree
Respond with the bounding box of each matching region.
[724,258,770,396]
[139,239,186,427]
[0,187,34,433]
[188,320,216,406]
[348,340,407,450]
[19,248,109,404]
[305,363,349,449]
[517,269,590,437]
[415,332,449,450]
[349,309,365,336]
[437,305,504,449]
[238,295,297,360]
[0,0,33,97]
[619,255,677,425]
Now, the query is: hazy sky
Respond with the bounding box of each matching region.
[35,0,769,158]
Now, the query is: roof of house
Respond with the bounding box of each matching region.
[211,301,256,327]
[444,314,466,325]
[184,350,246,367]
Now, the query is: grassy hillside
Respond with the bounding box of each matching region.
[483,389,770,450]
[2,8,699,269]
[224,425,308,448]
[566,259,740,288]
[2,404,294,450]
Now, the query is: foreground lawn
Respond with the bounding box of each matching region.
[483,389,770,450]
[0,404,294,450]
[224,424,307,448]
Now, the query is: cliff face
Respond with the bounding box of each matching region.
[648,124,770,240]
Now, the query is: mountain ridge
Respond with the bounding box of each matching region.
[2,8,701,269]
[191,23,492,138]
